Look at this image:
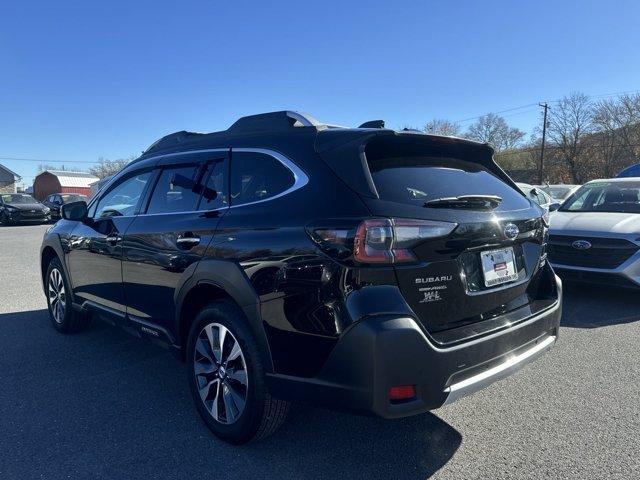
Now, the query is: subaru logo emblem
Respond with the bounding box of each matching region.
[572,240,592,250]
[503,223,519,240]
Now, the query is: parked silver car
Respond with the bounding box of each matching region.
[538,184,580,205]
[516,183,553,211]
[548,178,640,288]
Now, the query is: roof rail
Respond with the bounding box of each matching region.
[227,110,322,133]
[143,130,205,154]
[143,111,323,155]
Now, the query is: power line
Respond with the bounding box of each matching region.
[455,89,640,124]
[496,143,640,156]
[455,103,538,123]
[0,156,100,164]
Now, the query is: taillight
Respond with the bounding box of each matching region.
[389,385,416,402]
[310,218,456,265]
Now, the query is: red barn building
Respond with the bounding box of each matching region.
[33,170,99,201]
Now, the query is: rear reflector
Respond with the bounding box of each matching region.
[388,385,416,401]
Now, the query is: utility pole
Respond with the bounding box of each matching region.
[538,102,549,184]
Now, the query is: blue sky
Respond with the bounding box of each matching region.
[1,0,639,186]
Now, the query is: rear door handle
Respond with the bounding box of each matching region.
[106,235,122,245]
[176,234,200,249]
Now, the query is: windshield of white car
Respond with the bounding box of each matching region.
[560,182,640,213]
[1,194,38,205]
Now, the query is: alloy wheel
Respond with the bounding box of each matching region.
[48,268,66,324]
[194,323,248,424]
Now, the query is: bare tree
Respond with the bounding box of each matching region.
[545,92,594,183]
[37,164,75,173]
[464,113,525,152]
[593,93,640,169]
[592,99,630,177]
[424,118,461,137]
[89,156,134,179]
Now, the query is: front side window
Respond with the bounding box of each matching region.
[536,191,550,205]
[230,152,295,206]
[146,165,204,214]
[94,171,152,218]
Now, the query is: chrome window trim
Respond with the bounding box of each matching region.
[154,148,229,161]
[87,148,231,213]
[123,147,309,217]
[230,147,309,209]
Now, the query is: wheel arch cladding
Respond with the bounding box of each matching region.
[175,259,274,371]
[41,246,59,282]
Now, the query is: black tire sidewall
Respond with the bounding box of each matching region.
[186,301,268,444]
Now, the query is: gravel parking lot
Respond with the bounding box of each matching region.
[0,224,638,479]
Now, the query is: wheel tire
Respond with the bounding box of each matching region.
[0,212,10,226]
[187,300,289,444]
[45,257,88,333]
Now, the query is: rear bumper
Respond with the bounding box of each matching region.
[267,275,562,418]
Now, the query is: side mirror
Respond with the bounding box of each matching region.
[549,203,561,212]
[61,200,88,221]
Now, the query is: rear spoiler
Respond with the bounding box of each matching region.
[315,129,515,199]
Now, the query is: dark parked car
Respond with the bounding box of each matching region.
[0,193,50,225]
[42,193,87,221]
[40,111,562,444]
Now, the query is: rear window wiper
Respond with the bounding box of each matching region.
[423,195,502,209]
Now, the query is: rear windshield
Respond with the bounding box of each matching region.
[367,156,531,211]
[544,186,574,199]
[61,194,86,203]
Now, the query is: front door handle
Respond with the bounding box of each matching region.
[176,234,200,249]
[106,235,122,245]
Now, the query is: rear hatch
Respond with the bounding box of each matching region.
[319,131,552,342]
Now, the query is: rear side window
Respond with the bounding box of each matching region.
[367,156,531,211]
[147,166,202,214]
[230,152,294,206]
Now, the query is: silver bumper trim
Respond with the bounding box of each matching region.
[442,335,556,406]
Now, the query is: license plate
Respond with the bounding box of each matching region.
[480,247,518,287]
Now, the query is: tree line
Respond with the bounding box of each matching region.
[416,92,640,184]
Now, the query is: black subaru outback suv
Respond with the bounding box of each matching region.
[40,111,561,444]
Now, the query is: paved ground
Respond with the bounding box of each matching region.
[0,224,638,479]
